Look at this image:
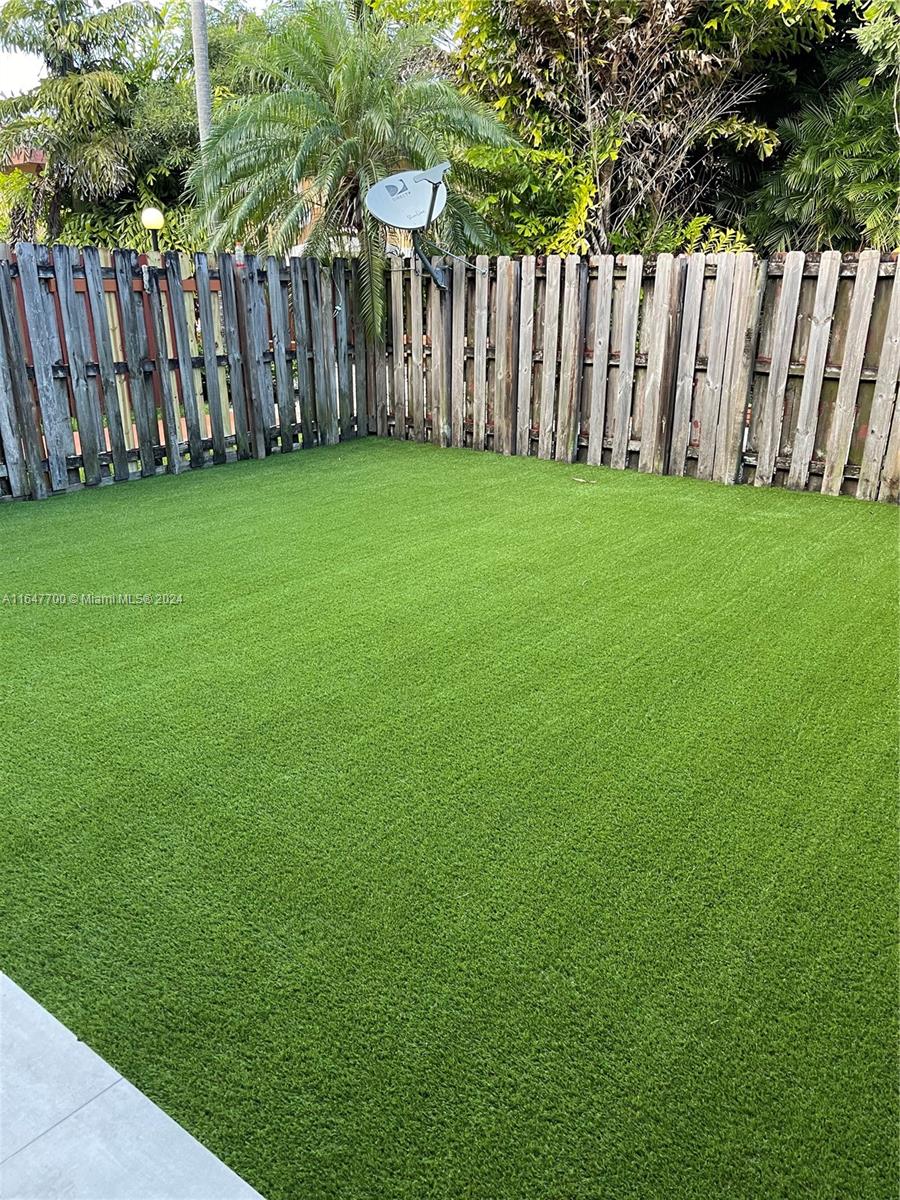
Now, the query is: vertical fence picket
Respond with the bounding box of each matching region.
[472,255,489,451]
[753,251,804,486]
[611,255,643,470]
[112,250,157,478]
[288,257,316,449]
[858,268,900,500]
[82,248,129,481]
[538,255,562,460]
[210,257,231,447]
[515,256,536,457]
[39,245,80,486]
[304,258,329,448]
[143,261,183,474]
[350,262,368,437]
[317,262,340,446]
[493,256,517,456]
[53,245,102,485]
[180,253,208,447]
[639,253,682,476]
[334,260,352,439]
[17,243,74,490]
[712,253,764,485]
[408,258,425,442]
[429,260,450,447]
[246,255,277,452]
[0,273,26,497]
[350,260,367,439]
[266,256,295,452]
[0,261,46,498]
[164,252,205,468]
[694,254,736,481]
[195,252,226,464]
[554,255,582,463]
[218,253,251,460]
[786,251,841,491]
[388,257,405,439]
[450,259,466,447]
[822,249,880,495]
[668,253,705,475]
[586,255,614,468]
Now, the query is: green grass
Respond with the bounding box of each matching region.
[1,440,897,1200]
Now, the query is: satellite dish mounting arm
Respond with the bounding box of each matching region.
[411,179,447,290]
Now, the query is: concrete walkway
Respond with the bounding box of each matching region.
[0,974,264,1200]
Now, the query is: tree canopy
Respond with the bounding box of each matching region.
[190,0,511,332]
[0,0,896,256]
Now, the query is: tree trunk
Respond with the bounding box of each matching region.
[46,193,62,242]
[190,0,213,145]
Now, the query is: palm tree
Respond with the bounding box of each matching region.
[190,0,514,333]
[748,78,900,250]
[0,0,158,239]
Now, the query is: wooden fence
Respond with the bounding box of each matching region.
[0,245,897,503]
[0,243,366,501]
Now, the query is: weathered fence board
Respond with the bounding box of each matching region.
[266,255,294,453]
[0,245,896,504]
[858,270,900,501]
[164,251,205,469]
[82,247,130,481]
[218,252,251,460]
[0,272,27,497]
[143,259,182,475]
[787,251,842,491]
[611,256,642,470]
[586,255,614,468]
[18,243,74,490]
[537,255,561,460]
[555,256,582,464]
[472,255,489,452]
[0,259,47,498]
[822,250,880,495]
[713,253,764,485]
[113,250,157,478]
[195,252,227,464]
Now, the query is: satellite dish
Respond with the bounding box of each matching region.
[364,162,450,231]
[364,162,452,291]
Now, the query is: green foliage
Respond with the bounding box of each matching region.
[0,0,160,235]
[748,77,900,249]
[2,0,894,258]
[608,212,752,254]
[467,146,595,254]
[191,0,513,335]
[455,0,799,253]
[693,0,836,61]
[370,0,457,23]
[0,0,265,244]
[855,0,900,72]
[56,198,202,251]
[0,169,35,241]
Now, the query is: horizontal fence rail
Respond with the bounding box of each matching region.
[0,246,897,503]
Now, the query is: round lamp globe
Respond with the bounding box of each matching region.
[140,206,165,231]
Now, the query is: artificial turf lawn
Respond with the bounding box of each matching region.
[0,439,897,1200]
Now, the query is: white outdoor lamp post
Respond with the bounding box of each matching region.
[141,206,165,252]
